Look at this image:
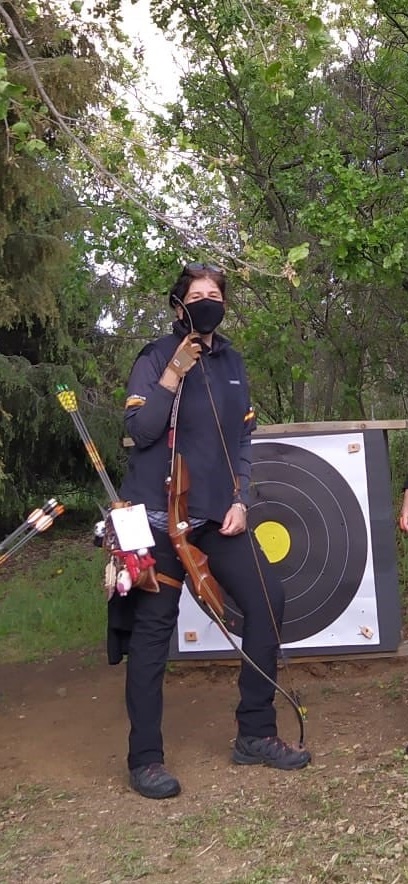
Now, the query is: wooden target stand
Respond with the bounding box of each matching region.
[124,421,406,663]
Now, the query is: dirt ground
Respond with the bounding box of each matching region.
[1,651,408,884]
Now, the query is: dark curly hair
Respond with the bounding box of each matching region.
[169,263,227,307]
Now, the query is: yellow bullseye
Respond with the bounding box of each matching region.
[254,521,291,564]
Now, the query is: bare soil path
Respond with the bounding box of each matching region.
[1,652,408,884]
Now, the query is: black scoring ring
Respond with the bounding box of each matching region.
[185,440,368,644]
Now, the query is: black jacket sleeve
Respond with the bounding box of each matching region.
[124,344,177,449]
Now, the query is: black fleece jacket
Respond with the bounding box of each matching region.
[119,320,256,524]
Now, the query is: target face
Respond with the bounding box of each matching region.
[177,433,380,654]
[250,441,368,642]
[183,439,368,644]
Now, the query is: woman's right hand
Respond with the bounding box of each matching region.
[160,334,202,392]
[400,509,408,533]
[399,490,408,532]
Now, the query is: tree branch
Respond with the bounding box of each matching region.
[0,2,282,278]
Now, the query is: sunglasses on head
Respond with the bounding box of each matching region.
[183,262,225,274]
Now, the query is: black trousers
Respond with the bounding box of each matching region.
[125,521,285,769]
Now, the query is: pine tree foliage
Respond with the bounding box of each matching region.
[0,0,134,528]
[0,353,125,530]
[0,0,113,329]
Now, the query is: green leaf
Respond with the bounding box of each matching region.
[10,121,31,137]
[291,363,304,380]
[392,242,404,262]
[337,244,348,259]
[306,15,323,34]
[263,61,282,84]
[287,242,310,264]
[133,143,146,159]
[70,0,83,12]
[306,47,323,68]
[25,3,39,21]
[4,83,25,99]
[23,139,47,154]
[57,29,73,41]
[110,105,127,123]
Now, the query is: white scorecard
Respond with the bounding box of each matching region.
[110,504,155,551]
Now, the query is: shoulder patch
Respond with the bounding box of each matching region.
[126,395,146,409]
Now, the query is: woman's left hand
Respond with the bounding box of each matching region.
[219,504,247,536]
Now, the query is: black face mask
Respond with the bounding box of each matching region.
[182,299,225,335]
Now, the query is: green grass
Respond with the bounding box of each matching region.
[0,537,106,663]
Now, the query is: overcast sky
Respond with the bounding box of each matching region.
[122,0,180,104]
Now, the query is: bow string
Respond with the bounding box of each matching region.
[166,313,306,748]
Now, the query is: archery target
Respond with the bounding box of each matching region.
[249,438,369,644]
[176,433,380,654]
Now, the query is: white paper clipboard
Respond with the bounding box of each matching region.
[110,504,155,551]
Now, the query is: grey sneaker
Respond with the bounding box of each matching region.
[233,734,311,771]
[129,763,181,799]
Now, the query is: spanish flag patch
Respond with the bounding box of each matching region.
[125,394,146,409]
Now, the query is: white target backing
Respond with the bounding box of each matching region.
[176,433,380,654]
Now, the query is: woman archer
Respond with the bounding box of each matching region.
[118,262,312,800]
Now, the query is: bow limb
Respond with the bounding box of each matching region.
[167,368,306,748]
[167,454,305,747]
[204,599,305,748]
[195,359,306,746]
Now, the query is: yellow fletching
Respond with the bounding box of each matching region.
[57,390,78,412]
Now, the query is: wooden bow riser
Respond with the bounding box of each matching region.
[167,453,224,618]
[176,541,225,618]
